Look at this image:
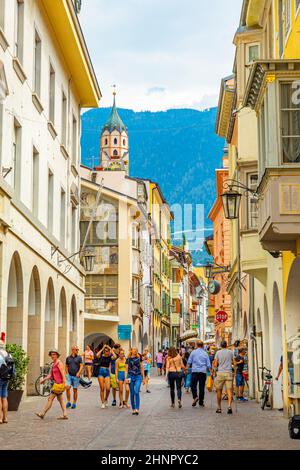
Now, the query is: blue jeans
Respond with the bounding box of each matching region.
[129,374,142,410]
[0,379,8,398]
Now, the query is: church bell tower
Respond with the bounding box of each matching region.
[100,88,129,174]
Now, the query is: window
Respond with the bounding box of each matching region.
[49,64,55,124]
[0,0,5,30]
[247,174,258,229]
[132,277,140,301]
[60,189,66,246]
[285,0,291,37]
[72,114,77,165]
[105,138,108,145]
[123,139,126,146]
[61,92,67,147]
[32,147,39,217]
[132,224,139,249]
[113,149,118,156]
[247,44,260,63]
[281,83,300,163]
[71,206,77,253]
[12,118,21,192]
[14,0,24,63]
[47,170,53,232]
[114,138,118,145]
[33,30,41,97]
[85,274,118,298]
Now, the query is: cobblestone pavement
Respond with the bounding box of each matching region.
[1,375,299,450]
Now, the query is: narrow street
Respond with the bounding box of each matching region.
[0,375,298,451]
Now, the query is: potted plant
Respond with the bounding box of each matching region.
[6,343,29,411]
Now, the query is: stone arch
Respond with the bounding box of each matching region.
[27,266,41,395]
[69,295,77,347]
[272,282,283,409]
[44,277,55,363]
[84,333,114,351]
[263,295,270,369]
[58,288,67,361]
[138,324,142,353]
[7,251,23,346]
[143,332,149,350]
[132,330,137,348]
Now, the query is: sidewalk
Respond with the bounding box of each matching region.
[0,376,299,450]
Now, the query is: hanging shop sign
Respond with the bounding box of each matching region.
[215,310,228,324]
[208,280,221,295]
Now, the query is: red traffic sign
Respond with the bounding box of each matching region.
[215,310,228,323]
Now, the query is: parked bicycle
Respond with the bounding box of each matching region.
[35,363,53,397]
[259,366,273,410]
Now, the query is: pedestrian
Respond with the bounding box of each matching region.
[36,349,68,420]
[66,345,83,410]
[213,340,234,414]
[182,351,192,393]
[142,348,152,393]
[235,348,248,402]
[83,344,94,380]
[165,346,186,408]
[115,348,130,408]
[110,344,120,407]
[96,345,117,409]
[275,355,284,411]
[126,347,145,415]
[0,340,14,425]
[156,350,163,376]
[188,341,212,407]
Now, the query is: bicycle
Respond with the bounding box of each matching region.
[35,363,53,397]
[259,366,273,410]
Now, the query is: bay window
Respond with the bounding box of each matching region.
[281,82,300,163]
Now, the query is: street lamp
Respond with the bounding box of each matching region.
[204,263,213,279]
[82,250,96,272]
[221,179,258,221]
[221,189,242,220]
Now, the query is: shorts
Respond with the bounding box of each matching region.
[157,363,163,369]
[98,367,110,379]
[0,379,8,398]
[66,375,80,389]
[214,372,233,391]
[236,373,245,387]
[118,371,125,382]
[110,373,117,389]
[144,369,149,378]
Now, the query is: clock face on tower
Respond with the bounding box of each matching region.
[75,0,82,14]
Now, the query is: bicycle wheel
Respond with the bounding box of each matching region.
[260,387,269,410]
[35,375,52,397]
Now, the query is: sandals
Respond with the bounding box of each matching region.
[119,403,123,409]
[35,413,44,420]
[57,415,68,420]
[227,408,233,415]
[123,401,130,409]
[216,408,222,414]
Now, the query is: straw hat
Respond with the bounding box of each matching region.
[48,348,60,357]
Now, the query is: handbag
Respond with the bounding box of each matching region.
[51,383,66,395]
[206,375,213,392]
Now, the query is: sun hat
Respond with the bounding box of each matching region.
[48,348,60,357]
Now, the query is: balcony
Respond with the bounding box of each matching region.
[84,298,118,318]
[172,283,180,299]
[258,168,300,253]
[240,231,268,284]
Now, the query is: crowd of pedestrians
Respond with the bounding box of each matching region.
[0,337,249,423]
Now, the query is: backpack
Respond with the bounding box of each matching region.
[0,352,16,381]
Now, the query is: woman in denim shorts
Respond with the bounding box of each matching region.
[96,345,117,409]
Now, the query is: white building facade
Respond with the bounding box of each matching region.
[0,0,101,394]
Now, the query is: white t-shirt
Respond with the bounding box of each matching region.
[0,349,8,367]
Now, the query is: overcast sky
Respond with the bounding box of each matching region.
[80,0,242,111]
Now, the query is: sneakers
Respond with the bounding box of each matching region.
[192,398,199,407]
[227,408,233,415]
[178,400,182,409]
[71,403,77,410]
[238,397,248,402]
[101,403,106,409]
[199,402,205,407]
[146,390,151,393]
[112,400,117,407]
[66,402,71,409]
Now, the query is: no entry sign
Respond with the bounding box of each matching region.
[215,310,228,323]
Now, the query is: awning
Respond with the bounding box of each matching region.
[180,330,198,341]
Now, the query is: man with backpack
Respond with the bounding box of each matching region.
[0,339,14,424]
